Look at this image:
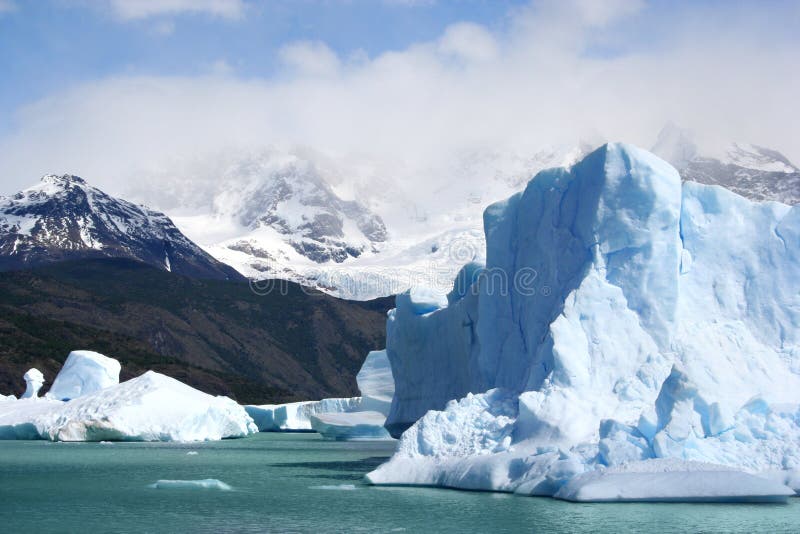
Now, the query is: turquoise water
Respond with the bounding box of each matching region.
[0,433,798,533]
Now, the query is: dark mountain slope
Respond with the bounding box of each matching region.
[0,174,242,280]
[0,258,392,403]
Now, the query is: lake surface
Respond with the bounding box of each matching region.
[0,433,797,533]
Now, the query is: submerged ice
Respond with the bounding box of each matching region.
[368,143,800,502]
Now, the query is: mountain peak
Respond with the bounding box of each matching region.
[41,174,87,186]
[650,124,799,205]
[0,176,243,280]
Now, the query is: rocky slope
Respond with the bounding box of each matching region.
[0,174,242,280]
[652,124,800,205]
[0,258,392,404]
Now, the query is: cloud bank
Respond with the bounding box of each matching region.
[107,0,245,20]
[1,0,798,196]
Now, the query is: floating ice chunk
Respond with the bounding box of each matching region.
[41,371,256,442]
[245,398,362,432]
[0,371,257,442]
[309,411,393,441]
[186,451,199,456]
[47,351,121,401]
[149,479,232,490]
[554,459,795,503]
[22,369,45,399]
[310,484,357,491]
[297,349,397,441]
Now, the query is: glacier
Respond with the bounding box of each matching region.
[46,350,121,401]
[0,358,256,441]
[367,143,800,502]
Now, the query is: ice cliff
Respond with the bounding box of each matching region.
[368,143,800,501]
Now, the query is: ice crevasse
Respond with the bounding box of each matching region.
[367,143,800,502]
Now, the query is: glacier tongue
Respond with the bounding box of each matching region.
[369,143,800,501]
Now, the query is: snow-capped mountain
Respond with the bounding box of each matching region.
[211,152,388,264]
[652,124,800,205]
[161,146,586,299]
[0,174,242,280]
[137,149,388,267]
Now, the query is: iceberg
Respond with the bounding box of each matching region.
[368,143,800,501]
[245,398,362,432]
[309,411,392,441]
[309,350,395,440]
[0,396,62,439]
[46,350,121,401]
[0,370,257,441]
[40,371,257,441]
[21,368,45,399]
[248,350,396,439]
[148,479,232,491]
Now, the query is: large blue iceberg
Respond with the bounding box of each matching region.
[368,143,800,502]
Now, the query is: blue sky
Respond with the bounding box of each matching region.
[0,0,529,130]
[0,0,798,194]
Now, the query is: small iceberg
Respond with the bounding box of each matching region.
[148,479,232,491]
[310,484,357,491]
[309,411,393,441]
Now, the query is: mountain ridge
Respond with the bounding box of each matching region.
[0,174,243,280]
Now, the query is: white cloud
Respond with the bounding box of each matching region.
[0,0,798,197]
[107,0,245,20]
[438,22,498,63]
[279,41,341,77]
